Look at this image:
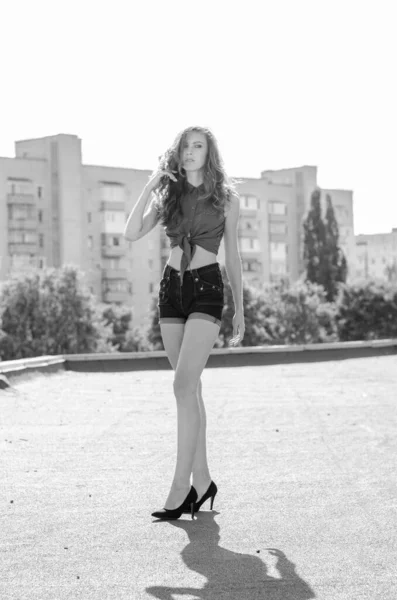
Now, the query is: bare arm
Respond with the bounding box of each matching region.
[124,185,158,241]
[124,168,177,242]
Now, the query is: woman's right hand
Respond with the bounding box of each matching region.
[146,168,178,192]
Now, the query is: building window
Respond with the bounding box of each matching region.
[105,279,127,292]
[38,210,43,223]
[88,236,93,249]
[148,259,153,270]
[10,254,35,268]
[8,204,35,220]
[103,258,125,269]
[37,186,43,198]
[149,282,154,294]
[270,241,287,260]
[99,183,125,203]
[7,179,34,195]
[39,234,44,248]
[8,231,37,244]
[102,210,126,233]
[240,195,259,210]
[87,212,92,223]
[241,237,260,251]
[242,260,261,272]
[269,201,287,215]
[270,222,287,234]
[113,236,120,246]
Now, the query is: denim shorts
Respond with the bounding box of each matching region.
[158,262,224,327]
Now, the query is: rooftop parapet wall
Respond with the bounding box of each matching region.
[1,339,396,380]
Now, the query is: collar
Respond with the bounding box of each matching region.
[186,181,205,193]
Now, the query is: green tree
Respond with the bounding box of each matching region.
[0,265,113,360]
[99,303,135,351]
[303,189,347,302]
[324,193,348,299]
[303,189,326,286]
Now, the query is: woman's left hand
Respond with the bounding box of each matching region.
[229,309,245,346]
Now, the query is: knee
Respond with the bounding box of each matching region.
[173,375,198,400]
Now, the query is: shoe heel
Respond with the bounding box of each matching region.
[190,502,195,520]
[210,494,216,510]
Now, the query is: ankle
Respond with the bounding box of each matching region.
[192,472,211,486]
[171,479,191,491]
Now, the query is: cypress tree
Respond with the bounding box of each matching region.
[324,194,347,300]
[303,189,326,287]
[303,189,347,301]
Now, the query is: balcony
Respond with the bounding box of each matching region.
[103,290,128,304]
[8,243,37,254]
[240,248,261,258]
[102,268,127,280]
[268,213,287,222]
[240,206,257,215]
[242,259,262,274]
[7,193,35,205]
[269,233,288,243]
[101,244,125,258]
[100,201,125,212]
[8,219,37,230]
[238,227,257,238]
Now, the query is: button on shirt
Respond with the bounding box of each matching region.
[164,182,226,285]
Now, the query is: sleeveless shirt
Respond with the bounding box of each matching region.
[162,182,226,285]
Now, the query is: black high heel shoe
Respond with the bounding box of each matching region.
[151,486,198,520]
[183,481,218,513]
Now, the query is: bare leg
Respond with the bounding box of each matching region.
[164,384,200,510]
[191,378,212,500]
[162,318,220,510]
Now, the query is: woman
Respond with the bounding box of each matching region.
[124,125,245,520]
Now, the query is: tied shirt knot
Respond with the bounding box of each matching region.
[179,233,197,285]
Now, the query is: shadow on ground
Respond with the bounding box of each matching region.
[146,512,315,600]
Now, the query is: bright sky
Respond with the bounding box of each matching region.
[0,0,395,235]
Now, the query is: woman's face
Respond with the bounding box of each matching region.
[181,131,208,173]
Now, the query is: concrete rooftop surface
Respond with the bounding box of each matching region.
[1,355,397,600]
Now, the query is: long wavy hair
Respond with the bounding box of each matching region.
[152,126,240,229]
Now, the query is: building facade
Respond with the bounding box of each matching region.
[261,167,356,281]
[355,229,397,282]
[0,133,356,328]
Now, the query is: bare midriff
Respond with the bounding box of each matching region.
[166,244,218,272]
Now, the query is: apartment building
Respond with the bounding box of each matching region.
[0,133,355,329]
[355,229,397,282]
[261,167,356,280]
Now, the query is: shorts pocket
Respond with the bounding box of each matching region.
[195,270,224,305]
[158,276,171,305]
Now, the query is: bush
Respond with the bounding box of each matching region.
[218,266,270,347]
[145,267,339,349]
[336,281,397,341]
[258,279,338,345]
[0,265,114,360]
